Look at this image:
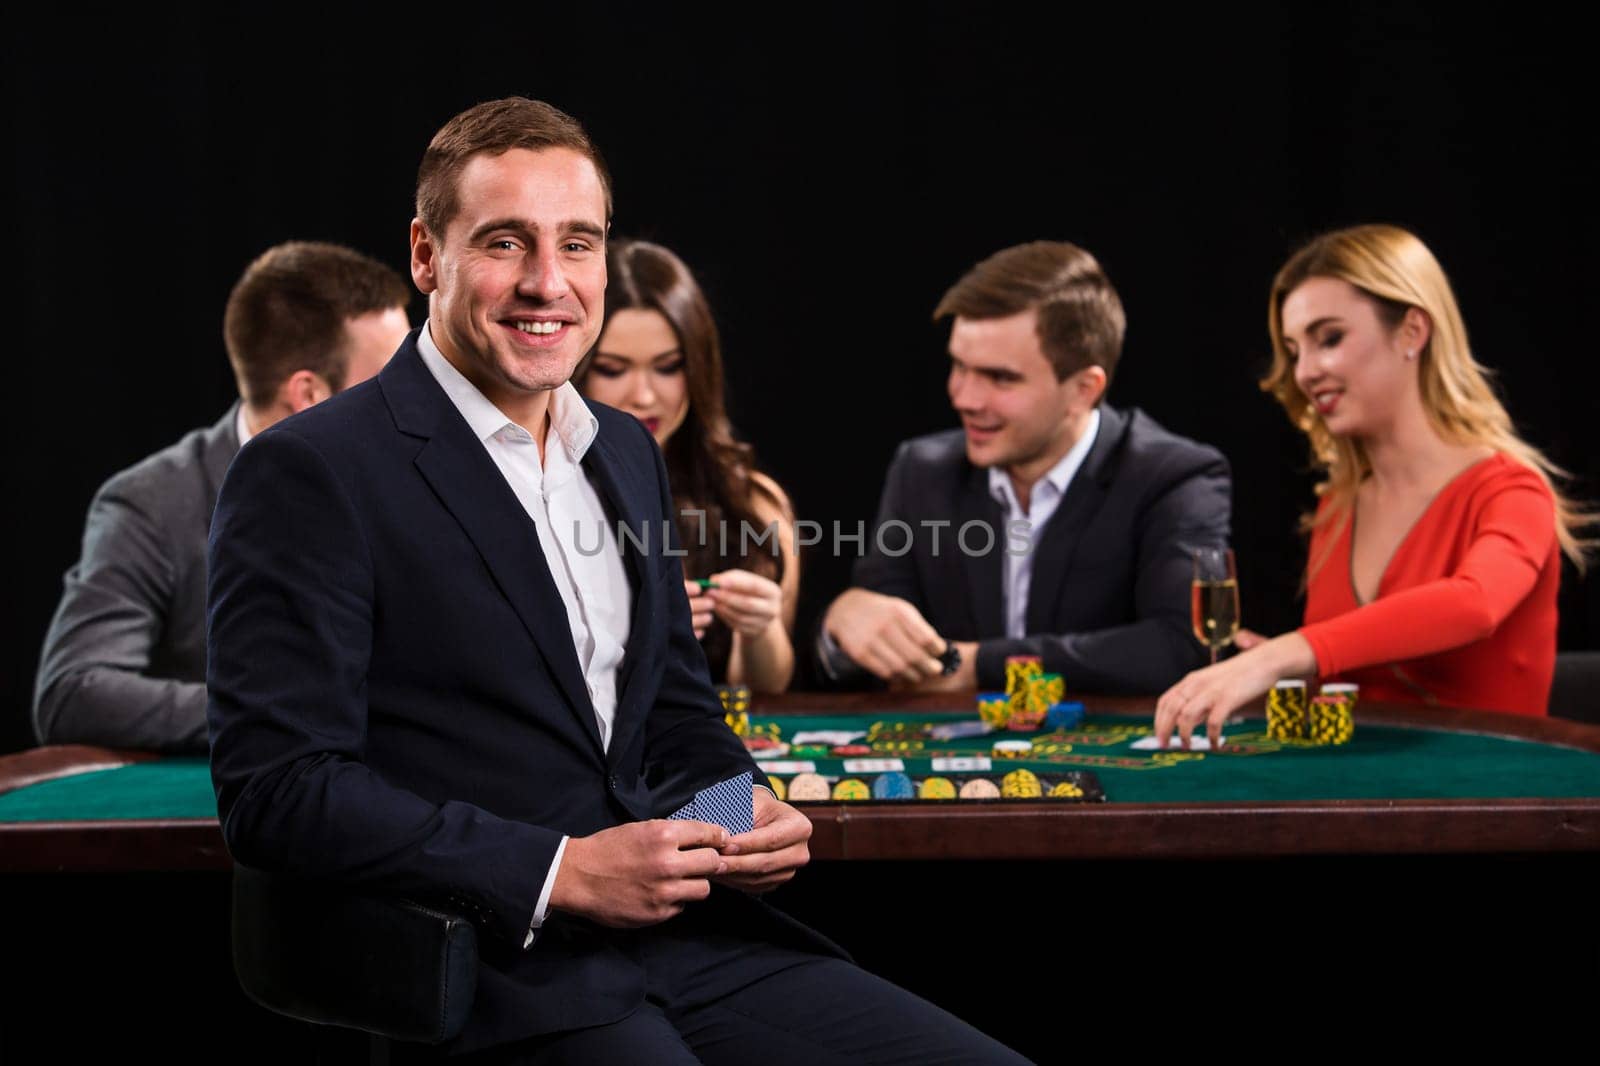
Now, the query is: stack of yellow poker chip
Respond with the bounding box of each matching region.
[1008,698,1045,731]
[832,778,871,801]
[765,775,787,802]
[1000,768,1042,798]
[919,776,958,800]
[1037,673,1065,705]
[1005,655,1043,692]
[1005,655,1043,715]
[1309,693,1356,745]
[1048,781,1085,798]
[717,684,752,736]
[1265,680,1308,740]
[977,692,1011,730]
[1010,675,1053,729]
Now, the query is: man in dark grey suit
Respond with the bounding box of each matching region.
[33,241,411,751]
[819,241,1232,695]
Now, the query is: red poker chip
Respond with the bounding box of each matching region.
[831,744,873,756]
[744,737,782,751]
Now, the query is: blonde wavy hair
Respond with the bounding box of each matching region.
[1262,224,1591,571]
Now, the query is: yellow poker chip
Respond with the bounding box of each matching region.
[1000,768,1043,798]
[919,776,958,800]
[958,778,1001,799]
[766,775,786,802]
[1049,781,1084,798]
[832,778,870,801]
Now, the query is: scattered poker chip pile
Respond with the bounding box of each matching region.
[766,765,1103,804]
[716,665,1107,805]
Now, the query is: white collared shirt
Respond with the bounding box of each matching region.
[418,322,631,941]
[988,409,1100,640]
[235,403,254,448]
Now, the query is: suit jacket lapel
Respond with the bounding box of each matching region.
[200,403,242,515]
[582,428,673,767]
[956,463,1005,638]
[382,340,605,760]
[1025,405,1124,632]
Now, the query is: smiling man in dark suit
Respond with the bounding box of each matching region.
[818,241,1232,695]
[206,98,1027,1064]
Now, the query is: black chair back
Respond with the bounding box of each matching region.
[1550,651,1600,723]
[231,864,477,1045]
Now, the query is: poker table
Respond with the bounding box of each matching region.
[5,693,1598,1059]
[4,692,1598,871]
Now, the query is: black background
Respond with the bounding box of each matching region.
[5,5,1596,756]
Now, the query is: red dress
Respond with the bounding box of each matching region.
[1299,454,1560,717]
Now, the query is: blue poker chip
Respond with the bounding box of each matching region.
[871,771,916,800]
[1045,701,1086,729]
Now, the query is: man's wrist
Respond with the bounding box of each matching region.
[815,626,857,681]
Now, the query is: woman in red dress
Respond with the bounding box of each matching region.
[1155,224,1591,746]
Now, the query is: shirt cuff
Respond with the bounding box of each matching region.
[816,626,870,683]
[524,834,569,950]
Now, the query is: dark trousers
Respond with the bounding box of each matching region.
[397,924,1031,1065]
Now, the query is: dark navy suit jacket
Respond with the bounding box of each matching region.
[207,333,829,1052]
[853,405,1232,694]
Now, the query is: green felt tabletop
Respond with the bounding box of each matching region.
[3,713,1599,823]
[0,759,216,822]
[742,712,1600,803]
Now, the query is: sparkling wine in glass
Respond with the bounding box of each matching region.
[1191,547,1239,665]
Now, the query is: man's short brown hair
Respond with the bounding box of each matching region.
[222,241,410,406]
[415,97,613,238]
[934,241,1126,384]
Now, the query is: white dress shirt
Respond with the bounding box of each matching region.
[418,323,631,941]
[988,409,1099,640]
[235,403,255,448]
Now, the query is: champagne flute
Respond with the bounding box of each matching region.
[1191,547,1239,665]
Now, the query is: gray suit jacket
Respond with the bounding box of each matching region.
[34,406,239,751]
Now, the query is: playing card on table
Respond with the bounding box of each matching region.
[694,771,754,834]
[1130,734,1219,751]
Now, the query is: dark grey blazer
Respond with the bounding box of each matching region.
[34,406,239,751]
[850,404,1232,694]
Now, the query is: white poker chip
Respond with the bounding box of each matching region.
[992,740,1033,756]
[749,742,791,760]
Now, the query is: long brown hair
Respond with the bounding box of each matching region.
[576,239,784,586]
[1263,224,1591,570]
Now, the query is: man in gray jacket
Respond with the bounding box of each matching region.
[34,241,411,751]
